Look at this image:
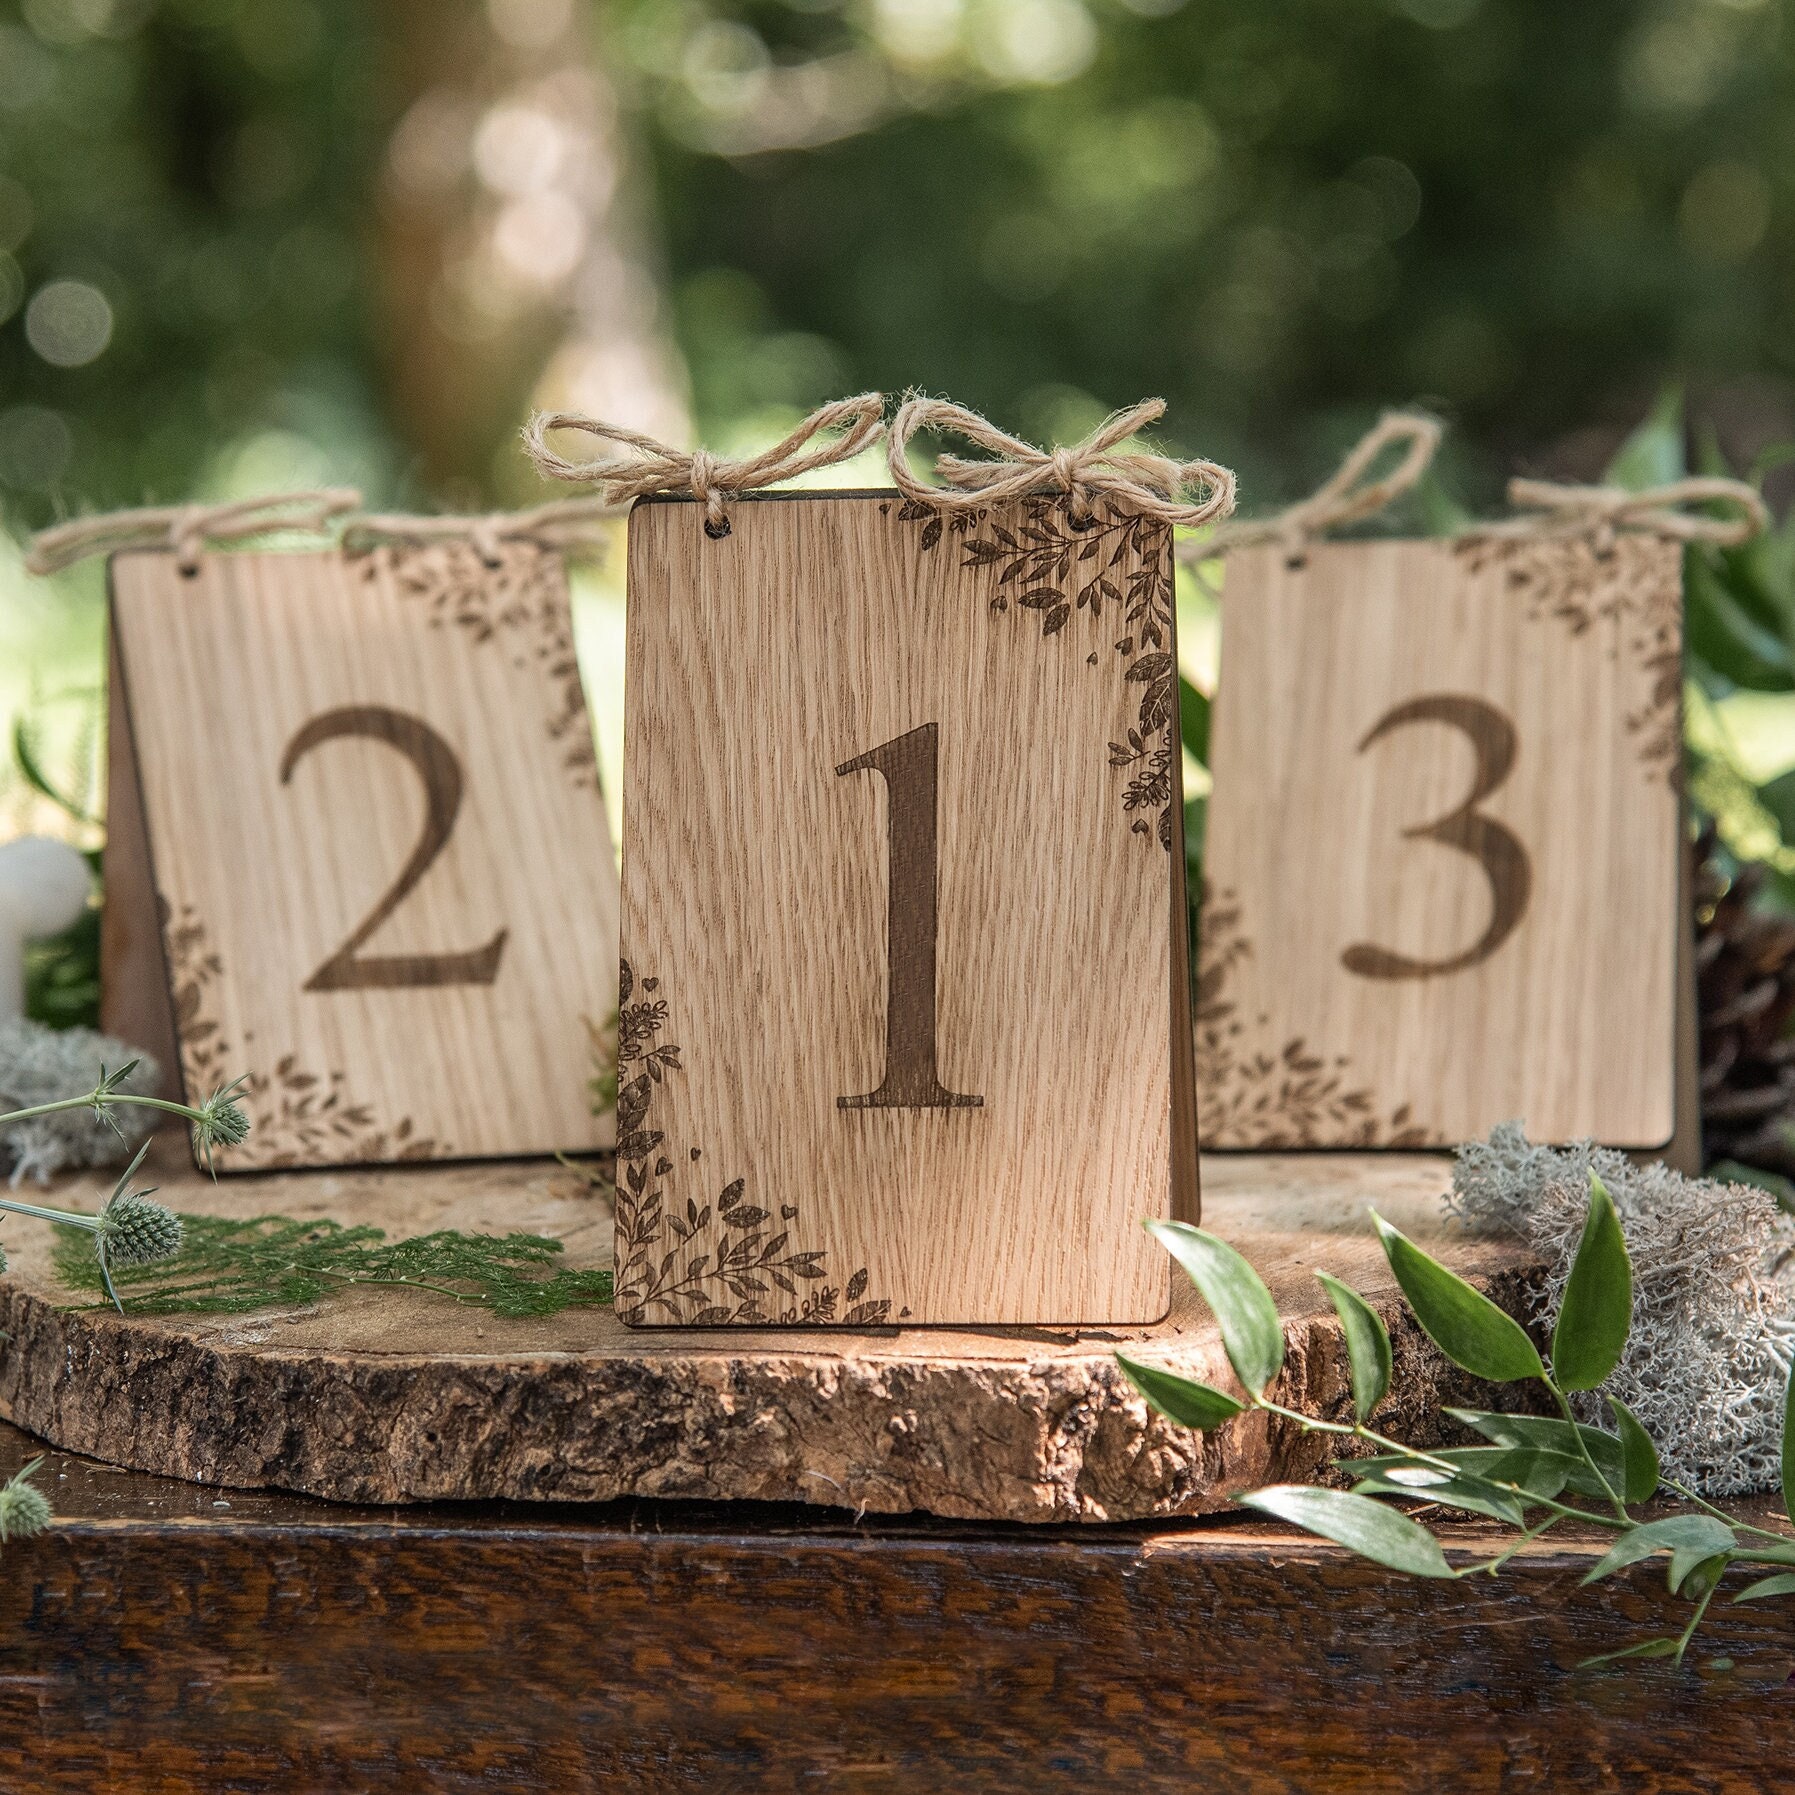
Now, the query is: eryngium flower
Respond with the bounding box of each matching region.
[0,1460,51,1541]
[95,1191,183,1268]
[191,1077,252,1170]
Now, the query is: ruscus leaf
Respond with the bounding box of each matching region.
[1178,674,1210,766]
[1783,1361,1795,1531]
[1347,1470,1526,1527]
[1316,1272,1391,1422]
[1237,1486,1455,1579]
[1608,1397,1660,1505]
[1581,1515,1736,1587]
[1446,1409,1627,1500]
[1371,1212,1544,1384]
[1352,1443,1578,1503]
[1673,1550,1729,1598]
[1117,1354,1245,1432]
[1145,1220,1283,1396]
[1732,1572,1795,1605]
[1551,1172,1633,1393]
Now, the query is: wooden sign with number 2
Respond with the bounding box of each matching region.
[618,490,1199,1328]
[1199,533,1684,1151]
[103,542,621,1171]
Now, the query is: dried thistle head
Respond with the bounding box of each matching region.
[0,1459,51,1542]
[190,1077,251,1172]
[96,1189,183,1268]
[91,1141,182,1311]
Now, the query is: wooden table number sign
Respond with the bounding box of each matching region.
[1195,434,1760,1157]
[528,396,1234,1326]
[33,494,624,1172]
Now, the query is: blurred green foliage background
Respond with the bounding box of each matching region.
[6,0,1795,839]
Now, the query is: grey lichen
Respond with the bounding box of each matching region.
[1448,1122,1795,1496]
[0,1018,160,1186]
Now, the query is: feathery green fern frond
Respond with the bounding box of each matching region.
[52,1213,614,1317]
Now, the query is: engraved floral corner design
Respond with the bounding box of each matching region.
[1452,532,1682,789]
[891,496,1178,848]
[1194,884,1439,1149]
[613,959,893,1327]
[362,539,598,793]
[162,900,446,1169]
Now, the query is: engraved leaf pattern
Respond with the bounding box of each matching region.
[892,494,1178,847]
[1453,534,1682,789]
[359,539,599,792]
[161,899,446,1168]
[1193,884,1438,1149]
[612,959,892,1327]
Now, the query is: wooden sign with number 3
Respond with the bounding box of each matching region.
[102,542,621,1171]
[1198,533,1686,1152]
[618,491,1199,1328]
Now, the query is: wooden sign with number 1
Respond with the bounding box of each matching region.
[618,490,1199,1328]
[102,541,621,1171]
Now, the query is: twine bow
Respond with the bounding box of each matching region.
[886,396,1236,530]
[344,496,615,566]
[1197,411,1441,561]
[1480,475,1769,551]
[25,489,362,577]
[523,395,887,536]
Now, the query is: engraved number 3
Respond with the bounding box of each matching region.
[1341,693,1532,982]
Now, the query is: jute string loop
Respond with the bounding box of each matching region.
[25,489,362,577]
[1472,475,1769,552]
[1196,410,1441,562]
[343,496,614,565]
[886,395,1236,530]
[523,394,886,536]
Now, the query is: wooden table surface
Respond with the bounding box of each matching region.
[3,1414,1791,1794]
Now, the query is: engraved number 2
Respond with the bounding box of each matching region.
[1341,693,1532,982]
[836,723,982,1111]
[281,704,509,993]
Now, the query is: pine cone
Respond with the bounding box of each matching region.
[1698,835,1795,1175]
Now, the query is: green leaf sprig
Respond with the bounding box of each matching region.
[1120,1172,1795,1669]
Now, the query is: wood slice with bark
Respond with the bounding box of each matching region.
[0,1143,1540,1520]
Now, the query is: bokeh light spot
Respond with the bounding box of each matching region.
[24,280,112,367]
[0,406,73,490]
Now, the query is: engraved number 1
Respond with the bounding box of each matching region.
[836,723,983,1112]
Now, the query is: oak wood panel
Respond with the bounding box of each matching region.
[621,491,1193,1327]
[100,626,182,1104]
[0,1144,1534,1520]
[1202,535,1682,1149]
[0,1417,1788,1795]
[106,543,620,1170]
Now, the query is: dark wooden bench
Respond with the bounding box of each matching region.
[2,1415,1787,1794]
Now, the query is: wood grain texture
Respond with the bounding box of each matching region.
[0,1141,1535,1519]
[100,626,182,1103]
[1202,534,1682,1149]
[621,491,1192,1328]
[2,1415,1791,1794]
[107,542,620,1169]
